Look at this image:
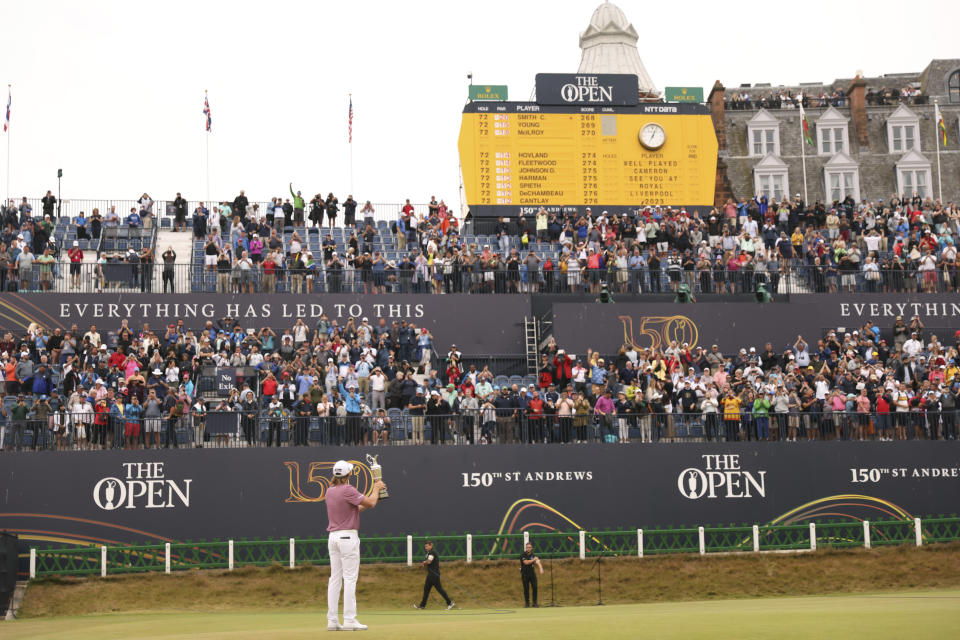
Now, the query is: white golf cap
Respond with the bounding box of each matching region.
[332,460,354,477]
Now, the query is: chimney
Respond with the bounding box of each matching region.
[847,75,868,149]
[707,80,727,151]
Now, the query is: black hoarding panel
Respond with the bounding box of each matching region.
[552,295,960,355]
[1,443,956,549]
[0,293,530,355]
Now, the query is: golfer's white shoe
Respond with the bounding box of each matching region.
[327,620,342,631]
[341,620,368,631]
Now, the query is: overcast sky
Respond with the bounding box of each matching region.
[2,0,958,210]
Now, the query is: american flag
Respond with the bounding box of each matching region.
[348,95,353,143]
[3,86,9,133]
[203,91,212,133]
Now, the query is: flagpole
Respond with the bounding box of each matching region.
[5,84,9,206]
[799,107,809,205]
[205,89,211,202]
[349,93,354,195]
[934,99,943,203]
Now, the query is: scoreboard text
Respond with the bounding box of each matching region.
[458,102,718,217]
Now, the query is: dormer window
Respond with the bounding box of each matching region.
[886,104,921,154]
[816,107,849,155]
[747,109,781,157]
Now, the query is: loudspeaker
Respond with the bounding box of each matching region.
[0,531,18,616]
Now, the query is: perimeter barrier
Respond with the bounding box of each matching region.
[29,515,960,578]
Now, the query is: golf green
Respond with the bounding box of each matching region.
[5,590,958,639]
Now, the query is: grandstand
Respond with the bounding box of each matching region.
[0,184,958,453]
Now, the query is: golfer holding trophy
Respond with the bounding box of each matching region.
[325,459,387,631]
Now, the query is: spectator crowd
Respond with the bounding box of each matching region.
[1,306,958,451]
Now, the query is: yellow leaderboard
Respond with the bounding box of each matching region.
[458,102,718,217]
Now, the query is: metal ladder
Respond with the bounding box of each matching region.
[523,316,539,375]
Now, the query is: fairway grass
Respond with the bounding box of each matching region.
[3,590,959,640]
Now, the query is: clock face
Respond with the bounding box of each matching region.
[639,123,666,150]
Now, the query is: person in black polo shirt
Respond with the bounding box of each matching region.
[520,542,543,607]
[414,541,455,610]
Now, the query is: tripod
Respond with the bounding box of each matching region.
[547,553,560,607]
[592,547,605,606]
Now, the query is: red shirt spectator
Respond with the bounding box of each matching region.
[553,352,572,385]
[527,395,544,419]
[108,351,126,369]
[262,375,278,397]
[538,369,553,390]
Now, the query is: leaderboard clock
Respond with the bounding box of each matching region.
[458,73,719,219]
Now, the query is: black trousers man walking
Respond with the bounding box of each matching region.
[414,541,454,610]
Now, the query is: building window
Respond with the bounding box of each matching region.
[747,109,781,157]
[948,69,960,103]
[820,128,846,154]
[827,172,856,202]
[891,125,916,152]
[823,152,860,203]
[753,154,789,203]
[816,107,850,156]
[898,169,929,198]
[751,129,776,155]
[895,149,932,199]
[758,174,785,202]
[886,104,921,154]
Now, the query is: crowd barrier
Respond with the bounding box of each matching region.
[5,262,960,295]
[5,409,956,452]
[27,515,960,578]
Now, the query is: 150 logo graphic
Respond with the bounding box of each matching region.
[619,315,698,351]
[284,460,374,502]
[678,454,767,500]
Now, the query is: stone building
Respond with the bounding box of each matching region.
[709,61,960,207]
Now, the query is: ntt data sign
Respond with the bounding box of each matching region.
[535,73,639,106]
[1,443,957,551]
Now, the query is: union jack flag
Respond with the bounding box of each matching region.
[3,87,9,133]
[348,96,353,143]
[203,91,211,133]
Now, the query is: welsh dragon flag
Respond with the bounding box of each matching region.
[799,103,813,147]
[935,102,947,147]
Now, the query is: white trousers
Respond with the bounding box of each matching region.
[328,530,361,624]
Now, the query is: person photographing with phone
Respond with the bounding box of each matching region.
[520,542,544,607]
[325,459,387,632]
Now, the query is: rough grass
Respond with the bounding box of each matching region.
[19,542,960,618]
